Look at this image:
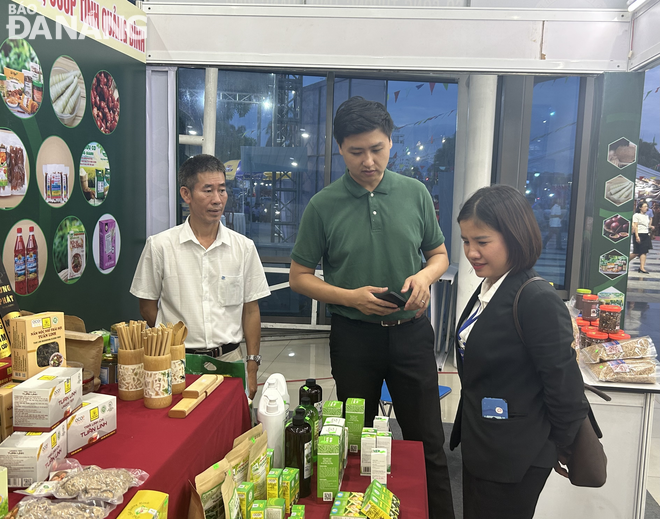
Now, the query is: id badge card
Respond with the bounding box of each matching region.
[481,397,508,419]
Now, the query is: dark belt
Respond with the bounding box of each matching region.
[187,343,240,358]
[380,318,414,327]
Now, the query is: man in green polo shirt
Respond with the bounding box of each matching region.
[289,96,454,519]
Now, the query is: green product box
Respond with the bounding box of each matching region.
[322,400,343,426]
[330,492,367,518]
[321,424,346,470]
[266,448,274,474]
[250,500,266,519]
[317,435,342,503]
[345,398,365,454]
[325,417,348,466]
[237,481,255,519]
[291,504,305,517]
[281,467,300,512]
[266,497,285,519]
[266,468,283,500]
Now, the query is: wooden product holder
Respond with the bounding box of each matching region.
[171,344,186,395]
[118,347,144,401]
[143,354,172,409]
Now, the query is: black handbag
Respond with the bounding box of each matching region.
[513,277,608,488]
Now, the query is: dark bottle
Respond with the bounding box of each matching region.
[285,408,312,498]
[300,396,320,462]
[299,378,323,419]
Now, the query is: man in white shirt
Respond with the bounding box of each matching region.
[130,155,270,398]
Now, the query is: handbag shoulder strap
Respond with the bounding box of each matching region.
[513,276,545,343]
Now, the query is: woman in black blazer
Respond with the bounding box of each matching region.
[451,185,588,519]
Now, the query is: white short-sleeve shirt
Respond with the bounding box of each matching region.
[130,218,271,350]
[633,212,650,234]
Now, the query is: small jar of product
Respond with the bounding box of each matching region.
[585,330,609,348]
[581,294,599,322]
[100,353,118,385]
[575,288,592,311]
[575,317,588,329]
[598,305,622,334]
[580,325,600,348]
[608,331,630,341]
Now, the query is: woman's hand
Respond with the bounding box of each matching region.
[636,235,641,243]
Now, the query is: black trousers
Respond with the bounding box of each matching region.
[329,314,455,519]
[462,463,551,519]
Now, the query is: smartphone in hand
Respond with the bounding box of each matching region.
[373,291,407,308]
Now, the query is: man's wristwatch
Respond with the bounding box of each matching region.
[246,354,262,366]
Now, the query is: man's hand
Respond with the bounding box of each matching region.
[401,270,433,318]
[246,361,258,400]
[350,286,400,316]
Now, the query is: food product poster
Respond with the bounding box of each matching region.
[587,73,645,327]
[2,219,47,295]
[92,213,121,274]
[36,135,74,207]
[0,127,29,208]
[0,0,146,329]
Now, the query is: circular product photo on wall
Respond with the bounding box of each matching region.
[91,70,119,134]
[36,136,75,208]
[79,142,110,205]
[0,38,43,118]
[53,216,87,284]
[92,214,121,274]
[2,220,47,296]
[50,56,86,128]
[0,128,30,209]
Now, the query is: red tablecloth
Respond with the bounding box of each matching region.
[8,375,251,518]
[299,440,429,519]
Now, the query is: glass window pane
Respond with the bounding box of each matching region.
[527,77,580,289]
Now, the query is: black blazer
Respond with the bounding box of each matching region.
[450,269,588,483]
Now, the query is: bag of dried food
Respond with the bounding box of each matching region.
[221,471,242,519]
[195,458,230,519]
[248,432,269,500]
[51,465,149,505]
[232,423,263,449]
[587,358,659,384]
[11,497,114,518]
[580,336,656,364]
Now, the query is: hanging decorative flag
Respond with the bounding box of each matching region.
[394,91,401,103]
[392,152,398,160]
[429,83,436,95]
[443,83,449,90]
[430,135,434,144]
[416,84,424,90]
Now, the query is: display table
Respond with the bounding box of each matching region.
[8,375,251,518]
[536,367,660,519]
[299,440,429,519]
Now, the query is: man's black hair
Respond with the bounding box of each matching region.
[333,96,394,146]
[178,154,226,192]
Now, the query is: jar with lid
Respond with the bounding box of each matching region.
[582,294,599,322]
[580,325,600,348]
[100,353,118,385]
[585,330,609,348]
[598,305,622,334]
[575,288,592,311]
[575,317,588,329]
[608,331,630,341]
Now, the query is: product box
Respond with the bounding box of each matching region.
[373,416,389,432]
[330,492,367,518]
[266,448,274,474]
[325,417,347,465]
[345,398,365,454]
[118,490,169,518]
[281,467,299,513]
[266,497,285,518]
[322,400,343,426]
[360,430,377,476]
[0,382,19,441]
[370,449,387,485]
[266,468,283,500]
[0,359,12,387]
[65,330,104,384]
[13,367,83,431]
[249,500,266,519]
[376,432,392,474]
[317,434,342,503]
[9,312,66,381]
[0,466,7,518]
[237,481,254,519]
[99,218,117,271]
[0,420,67,487]
[362,481,400,519]
[290,503,305,517]
[66,393,117,454]
[321,425,346,468]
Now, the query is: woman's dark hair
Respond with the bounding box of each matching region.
[636,200,648,213]
[178,154,226,192]
[457,185,543,274]
[333,96,394,146]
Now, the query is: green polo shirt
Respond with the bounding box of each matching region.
[291,169,444,322]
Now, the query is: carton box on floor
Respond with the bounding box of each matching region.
[345,398,365,454]
[0,382,19,441]
[66,393,117,454]
[9,313,66,381]
[0,420,67,488]
[317,434,341,503]
[118,490,169,518]
[13,367,83,431]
